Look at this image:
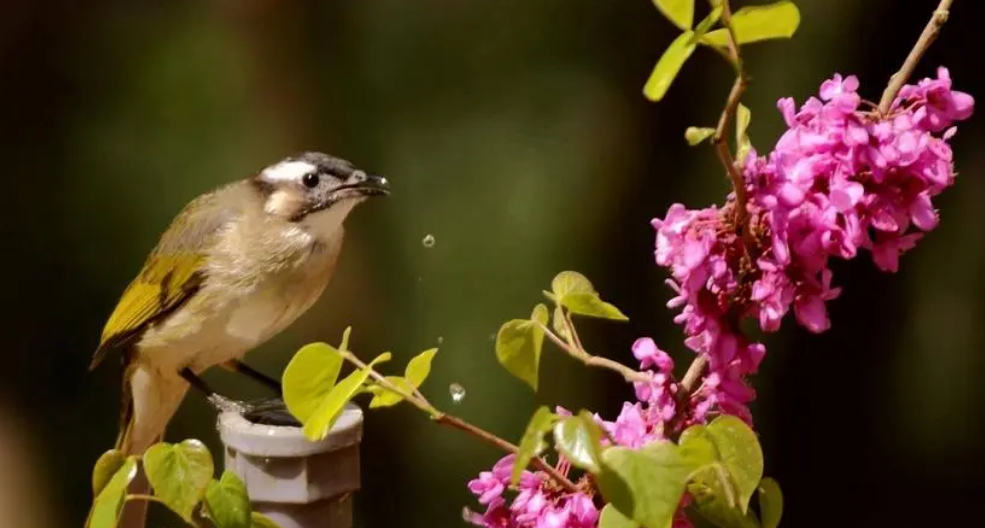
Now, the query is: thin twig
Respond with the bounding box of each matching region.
[561,309,585,353]
[878,0,955,113]
[339,351,579,493]
[679,355,708,394]
[539,324,651,384]
[435,414,579,494]
[710,0,752,244]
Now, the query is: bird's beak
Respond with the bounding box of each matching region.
[352,172,390,197]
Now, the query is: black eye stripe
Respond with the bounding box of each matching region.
[302,172,320,188]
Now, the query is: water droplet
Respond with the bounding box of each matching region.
[488,333,496,341]
[437,336,444,344]
[422,234,436,248]
[449,383,466,403]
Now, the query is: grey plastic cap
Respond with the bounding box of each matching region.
[217,403,363,528]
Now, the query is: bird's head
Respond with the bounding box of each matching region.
[253,151,389,235]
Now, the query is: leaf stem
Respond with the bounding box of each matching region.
[710,0,752,243]
[680,354,708,394]
[434,413,579,494]
[338,351,579,494]
[539,323,651,384]
[124,494,168,506]
[877,0,955,114]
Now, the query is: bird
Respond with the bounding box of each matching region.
[89,151,390,457]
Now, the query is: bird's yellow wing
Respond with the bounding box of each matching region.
[89,254,207,370]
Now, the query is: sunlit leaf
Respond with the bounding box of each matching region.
[758,478,783,528]
[599,504,639,528]
[693,4,723,37]
[283,342,344,423]
[643,30,698,102]
[552,305,570,340]
[704,416,764,512]
[87,456,137,528]
[551,271,597,300]
[553,412,603,473]
[701,1,800,48]
[367,376,414,408]
[92,449,126,496]
[512,406,558,484]
[562,293,629,321]
[251,512,283,528]
[405,348,438,386]
[685,126,716,146]
[339,326,352,351]
[597,437,715,528]
[205,471,251,528]
[496,318,546,391]
[652,0,694,31]
[687,469,760,528]
[302,352,391,440]
[143,439,214,521]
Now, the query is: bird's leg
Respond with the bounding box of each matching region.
[180,367,252,414]
[221,359,282,395]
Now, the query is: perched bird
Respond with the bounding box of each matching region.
[89,151,389,456]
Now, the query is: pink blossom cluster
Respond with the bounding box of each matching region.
[465,68,973,528]
[464,454,599,528]
[652,67,973,423]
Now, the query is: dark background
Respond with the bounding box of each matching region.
[1,1,983,527]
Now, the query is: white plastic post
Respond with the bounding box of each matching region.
[217,403,363,528]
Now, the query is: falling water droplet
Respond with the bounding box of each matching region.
[437,336,444,344]
[449,383,466,403]
[422,234,436,248]
[488,333,496,341]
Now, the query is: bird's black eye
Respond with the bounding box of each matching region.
[302,172,320,188]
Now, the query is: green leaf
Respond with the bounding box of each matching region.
[367,376,415,408]
[551,271,597,300]
[552,305,570,340]
[562,292,629,321]
[92,449,126,496]
[495,318,546,391]
[339,326,352,351]
[283,342,344,423]
[693,4,723,37]
[87,456,137,528]
[701,1,800,48]
[143,440,214,521]
[687,469,761,528]
[553,412,603,473]
[643,30,698,102]
[302,352,391,440]
[757,478,783,528]
[251,512,283,528]
[600,504,639,528]
[685,127,716,146]
[531,303,550,326]
[652,0,694,31]
[405,348,438,386]
[705,416,764,512]
[736,103,752,161]
[205,471,251,528]
[597,438,715,528]
[512,406,558,485]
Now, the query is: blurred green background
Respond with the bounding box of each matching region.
[1,1,983,527]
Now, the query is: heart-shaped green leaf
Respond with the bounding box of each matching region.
[704,416,764,512]
[757,477,783,528]
[687,469,761,528]
[512,406,558,484]
[205,471,251,528]
[303,352,391,440]
[495,306,548,391]
[562,292,629,321]
[701,1,800,48]
[553,412,603,473]
[283,342,344,423]
[143,439,214,521]
[644,30,698,102]
[551,271,597,300]
[87,456,138,528]
[652,0,694,31]
[92,449,126,496]
[597,438,715,528]
[600,504,639,528]
[367,376,415,408]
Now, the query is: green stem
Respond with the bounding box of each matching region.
[539,323,651,384]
